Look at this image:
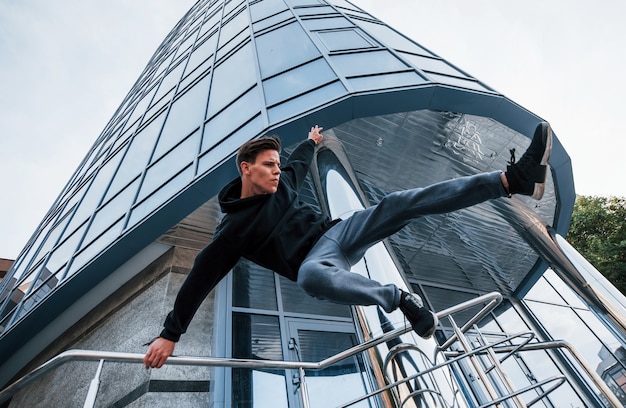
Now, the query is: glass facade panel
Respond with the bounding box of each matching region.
[427,72,491,92]
[82,179,139,246]
[140,134,198,202]
[267,81,345,123]
[399,52,468,78]
[201,87,262,153]
[104,112,166,201]
[68,218,126,278]
[44,221,87,275]
[153,60,186,102]
[153,76,210,162]
[279,276,352,317]
[127,164,194,227]
[330,50,407,77]
[301,16,353,31]
[252,10,292,33]
[197,114,264,175]
[249,0,289,23]
[526,301,607,373]
[316,29,375,51]
[263,58,335,105]
[232,313,286,407]
[218,5,248,45]
[347,71,424,91]
[353,19,435,57]
[185,34,218,77]
[256,22,321,78]
[543,269,587,309]
[206,43,256,117]
[296,330,368,408]
[232,261,278,311]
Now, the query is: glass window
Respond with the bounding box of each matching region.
[218,5,248,47]
[279,276,351,317]
[140,133,199,202]
[127,165,194,227]
[67,218,126,279]
[263,58,335,106]
[202,87,262,153]
[197,114,264,176]
[82,179,140,246]
[44,221,88,276]
[526,301,607,373]
[175,28,199,58]
[62,175,106,238]
[523,273,565,305]
[215,29,250,62]
[252,10,292,33]
[255,22,321,78]
[353,20,434,57]
[399,52,466,77]
[154,76,210,162]
[206,43,257,117]
[232,313,287,407]
[104,111,166,201]
[427,72,492,93]
[347,71,425,92]
[544,269,587,309]
[185,33,219,77]
[267,81,345,123]
[316,29,375,52]
[126,87,157,128]
[232,260,278,311]
[330,50,408,78]
[153,60,186,102]
[249,0,289,23]
[224,0,246,18]
[301,17,353,31]
[74,148,125,221]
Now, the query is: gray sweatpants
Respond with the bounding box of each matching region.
[297,171,507,313]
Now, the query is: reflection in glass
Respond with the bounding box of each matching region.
[256,22,320,78]
[232,313,287,408]
[232,260,278,311]
[297,330,370,408]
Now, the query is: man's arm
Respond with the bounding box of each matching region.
[143,235,240,368]
[281,126,323,190]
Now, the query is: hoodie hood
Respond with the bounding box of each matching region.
[218,177,268,213]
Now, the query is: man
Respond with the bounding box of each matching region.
[144,122,552,369]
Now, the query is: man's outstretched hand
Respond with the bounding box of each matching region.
[308,125,323,144]
[143,337,175,369]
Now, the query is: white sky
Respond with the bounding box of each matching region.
[1,0,625,260]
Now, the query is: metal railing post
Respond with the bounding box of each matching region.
[83,359,104,408]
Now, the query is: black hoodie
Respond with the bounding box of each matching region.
[161,139,336,341]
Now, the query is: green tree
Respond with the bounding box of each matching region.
[566,196,626,294]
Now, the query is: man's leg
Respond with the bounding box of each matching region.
[298,171,506,311]
[298,122,552,336]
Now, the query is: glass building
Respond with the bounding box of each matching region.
[1,1,625,407]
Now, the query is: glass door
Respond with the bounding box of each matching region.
[285,318,374,408]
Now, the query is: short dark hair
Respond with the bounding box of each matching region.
[236,136,281,174]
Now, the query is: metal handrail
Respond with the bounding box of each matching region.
[0,292,503,405]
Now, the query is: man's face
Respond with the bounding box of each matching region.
[241,149,281,196]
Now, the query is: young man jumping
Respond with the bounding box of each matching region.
[143,122,552,369]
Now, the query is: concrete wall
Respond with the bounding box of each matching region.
[8,246,215,407]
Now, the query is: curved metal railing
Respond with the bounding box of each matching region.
[0,291,621,407]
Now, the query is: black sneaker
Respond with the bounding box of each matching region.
[399,291,438,339]
[505,121,552,200]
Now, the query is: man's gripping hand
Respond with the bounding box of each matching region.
[308,125,323,144]
[143,337,176,369]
